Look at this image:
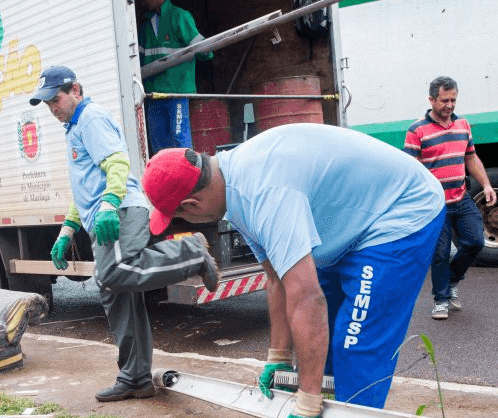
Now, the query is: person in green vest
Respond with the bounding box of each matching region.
[138,0,213,154]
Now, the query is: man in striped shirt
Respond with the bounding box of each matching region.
[404,76,496,320]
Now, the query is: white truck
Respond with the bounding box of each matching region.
[338,0,498,266]
[0,0,343,309]
[8,0,492,311]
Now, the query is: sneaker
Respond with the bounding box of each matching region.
[431,301,449,320]
[449,285,461,310]
[95,380,156,402]
[193,232,220,292]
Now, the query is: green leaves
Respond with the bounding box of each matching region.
[415,404,428,416]
[419,334,436,365]
[394,334,445,418]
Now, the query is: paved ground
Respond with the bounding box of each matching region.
[2,333,498,418]
[29,266,498,387]
[398,267,498,386]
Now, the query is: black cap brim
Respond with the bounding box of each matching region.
[29,86,60,106]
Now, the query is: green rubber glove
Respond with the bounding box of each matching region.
[94,209,120,245]
[51,220,80,270]
[51,235,72,270]
[94,194,121,246]
[258,362,295,399]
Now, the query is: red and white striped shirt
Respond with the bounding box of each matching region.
[404,112,475,204]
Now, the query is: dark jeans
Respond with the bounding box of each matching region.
[431,193,484,301]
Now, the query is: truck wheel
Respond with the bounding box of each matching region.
[468,167,498,267]
[7,274,54,313]
[0,262,8,290]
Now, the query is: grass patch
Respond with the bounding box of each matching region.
[0,392,122,418]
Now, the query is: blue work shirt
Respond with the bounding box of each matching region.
[216,123,445,279]
[65,98,147,233]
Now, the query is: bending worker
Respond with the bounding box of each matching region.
[141,123,446,416]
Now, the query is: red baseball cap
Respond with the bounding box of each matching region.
[142,148,202,235]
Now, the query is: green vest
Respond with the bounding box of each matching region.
[138,0,212,93]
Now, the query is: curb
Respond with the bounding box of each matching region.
[24,333,498,397]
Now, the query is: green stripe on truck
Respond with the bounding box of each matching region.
[350,111,498,149]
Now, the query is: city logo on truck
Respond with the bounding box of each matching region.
[17,111,41,160]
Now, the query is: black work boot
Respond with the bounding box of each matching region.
[95,380,156,402]
[192,233,220,292]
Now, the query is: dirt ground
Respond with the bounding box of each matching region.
[3,334,498,418]
[385,378,498,417]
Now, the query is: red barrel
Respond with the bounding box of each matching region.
[190,99,232,155]
[253,75,324,133]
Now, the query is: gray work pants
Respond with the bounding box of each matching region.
[91,206,205,386]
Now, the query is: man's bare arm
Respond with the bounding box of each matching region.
[465,153,497,206]
[282,254,329,395]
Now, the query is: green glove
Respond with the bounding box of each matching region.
[51,220,80,270]
[258,362,295,399]
[51,235,72,270]
[94,209,120,246]
[288,415,321,418]
[94,194,121,246]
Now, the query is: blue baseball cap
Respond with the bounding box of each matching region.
[29,66,76,106]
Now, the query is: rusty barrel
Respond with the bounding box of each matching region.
[253,75,324,133]
[190,99,232,155]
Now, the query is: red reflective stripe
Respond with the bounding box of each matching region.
[203,290,217,303]
[195,273,268,304]
[249,274,264,292]
[55,215,66,223]
[220,280,235,299]
[234,277,249,296]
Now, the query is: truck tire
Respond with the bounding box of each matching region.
[468,167,498,267]
[7,274,54,313]
[0,262,8,290]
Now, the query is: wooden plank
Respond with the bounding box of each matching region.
[9,260,95,277]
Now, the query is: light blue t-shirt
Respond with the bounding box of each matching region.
[216,123,445,279]
[65,98,147,233]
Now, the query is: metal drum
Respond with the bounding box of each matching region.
[253,75,324,133]
[190,99,232,155]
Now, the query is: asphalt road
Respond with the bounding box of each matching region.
[28,266,498,388]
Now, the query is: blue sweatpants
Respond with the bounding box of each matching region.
[317,208,445,408]
[146,97,192,153]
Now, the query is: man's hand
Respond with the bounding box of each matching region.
[288,415,321,418]
[51,221,79,270]
[51,235,72,270]
[258,362,294,399]
[483,185,497,207]
[94,204,120,246]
